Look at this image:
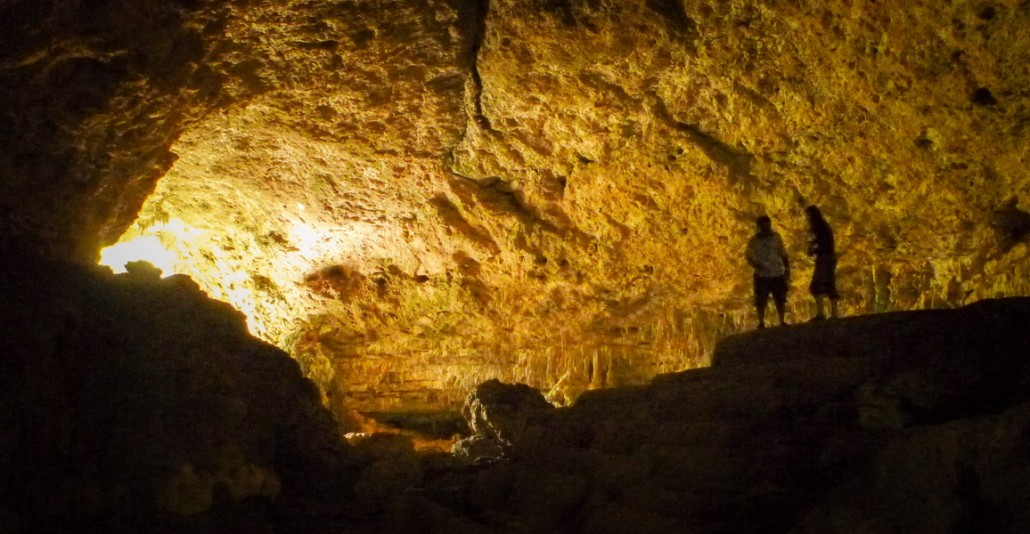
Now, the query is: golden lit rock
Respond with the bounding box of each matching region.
[5,0,1030,420]
[3,2,1030,530]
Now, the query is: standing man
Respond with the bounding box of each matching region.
[746,215,790,328]
[805,205,840,320]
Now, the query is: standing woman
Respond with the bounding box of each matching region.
[805,205,840,320]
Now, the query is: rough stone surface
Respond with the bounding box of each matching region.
[2,239,1028,531]
[452,435,509,463]
[0,0,244,261]
[462,378,555,443]
[0,247,358,531]
[1,0,1029,420]
[405,298,1030,532]
[797,403,1030,533]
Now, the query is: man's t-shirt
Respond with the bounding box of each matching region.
[747,232,787,278]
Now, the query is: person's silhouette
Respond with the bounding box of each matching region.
[805,205,840,320]
[746,215,790,328]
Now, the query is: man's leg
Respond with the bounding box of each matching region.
[773,277,787,325]
[830,297,840,318]
[755,276,768,328]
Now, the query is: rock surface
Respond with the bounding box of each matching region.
[0,246,358,531]
[2,241,1028,531]
[399,297,1030,532]
[0,0,239,261]
[462,378,555,443]
[1,0,1029,420]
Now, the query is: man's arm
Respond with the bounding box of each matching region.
[777,236,790,279]
[745,239,760,269]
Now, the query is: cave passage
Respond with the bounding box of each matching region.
[79,0,1030,433]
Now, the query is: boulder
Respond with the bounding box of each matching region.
[0,249,357,531]
[452,435,508,463]
[462,379,554,443]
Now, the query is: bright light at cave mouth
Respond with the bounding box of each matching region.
[98,219,199,276]
[97,216,285,342]
[100,236,177,275]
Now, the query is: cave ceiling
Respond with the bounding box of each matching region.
[1,0,1028,416]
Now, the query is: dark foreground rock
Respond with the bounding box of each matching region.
[0,249,361,532]
[462,379,556,444]
[403,298,1030,533]
[450,379,555,465]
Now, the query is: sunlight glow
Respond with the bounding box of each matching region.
[98,219,203,276]
[100,236,178,275]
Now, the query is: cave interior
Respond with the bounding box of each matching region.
[1,0,1028,531]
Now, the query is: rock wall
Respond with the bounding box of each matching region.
[1,0,1028,416]
[0,0,244,261]
[3,237,1026,531]
[0,244,357,531]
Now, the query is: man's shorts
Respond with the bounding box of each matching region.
[809,254,839,298]
[754,274,788,308]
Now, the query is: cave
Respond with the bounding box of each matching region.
[1,0,1028,532]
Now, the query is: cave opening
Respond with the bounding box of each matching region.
[92,119,460,441]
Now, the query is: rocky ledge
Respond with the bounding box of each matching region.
[407,298,1030,533]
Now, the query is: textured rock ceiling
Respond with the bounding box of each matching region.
[1,0,1028,418]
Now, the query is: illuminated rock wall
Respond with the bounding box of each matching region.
[2,0,1028,416]
[0,0,241,260]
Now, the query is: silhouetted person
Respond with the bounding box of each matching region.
[746,215,789,328]
[805,205,840,320]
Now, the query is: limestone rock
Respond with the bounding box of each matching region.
[354,457,424,507]
[410,298,1030,532]
[1,0,1029,441]
[1,1,1029,529]
[124,259,164,280]
[797,402,1030,533]
[452,434,508,464]
[0,0,240,261]
[462,379,555,443]
[0,247,355,531]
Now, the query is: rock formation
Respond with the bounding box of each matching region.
[408,297,1030,532]
[3,0,1026,420]
[462,378,555,442]
[453,378,555,462]
[2,223,1028,530]
[0,245,358,531]
[1,5,1029,529]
